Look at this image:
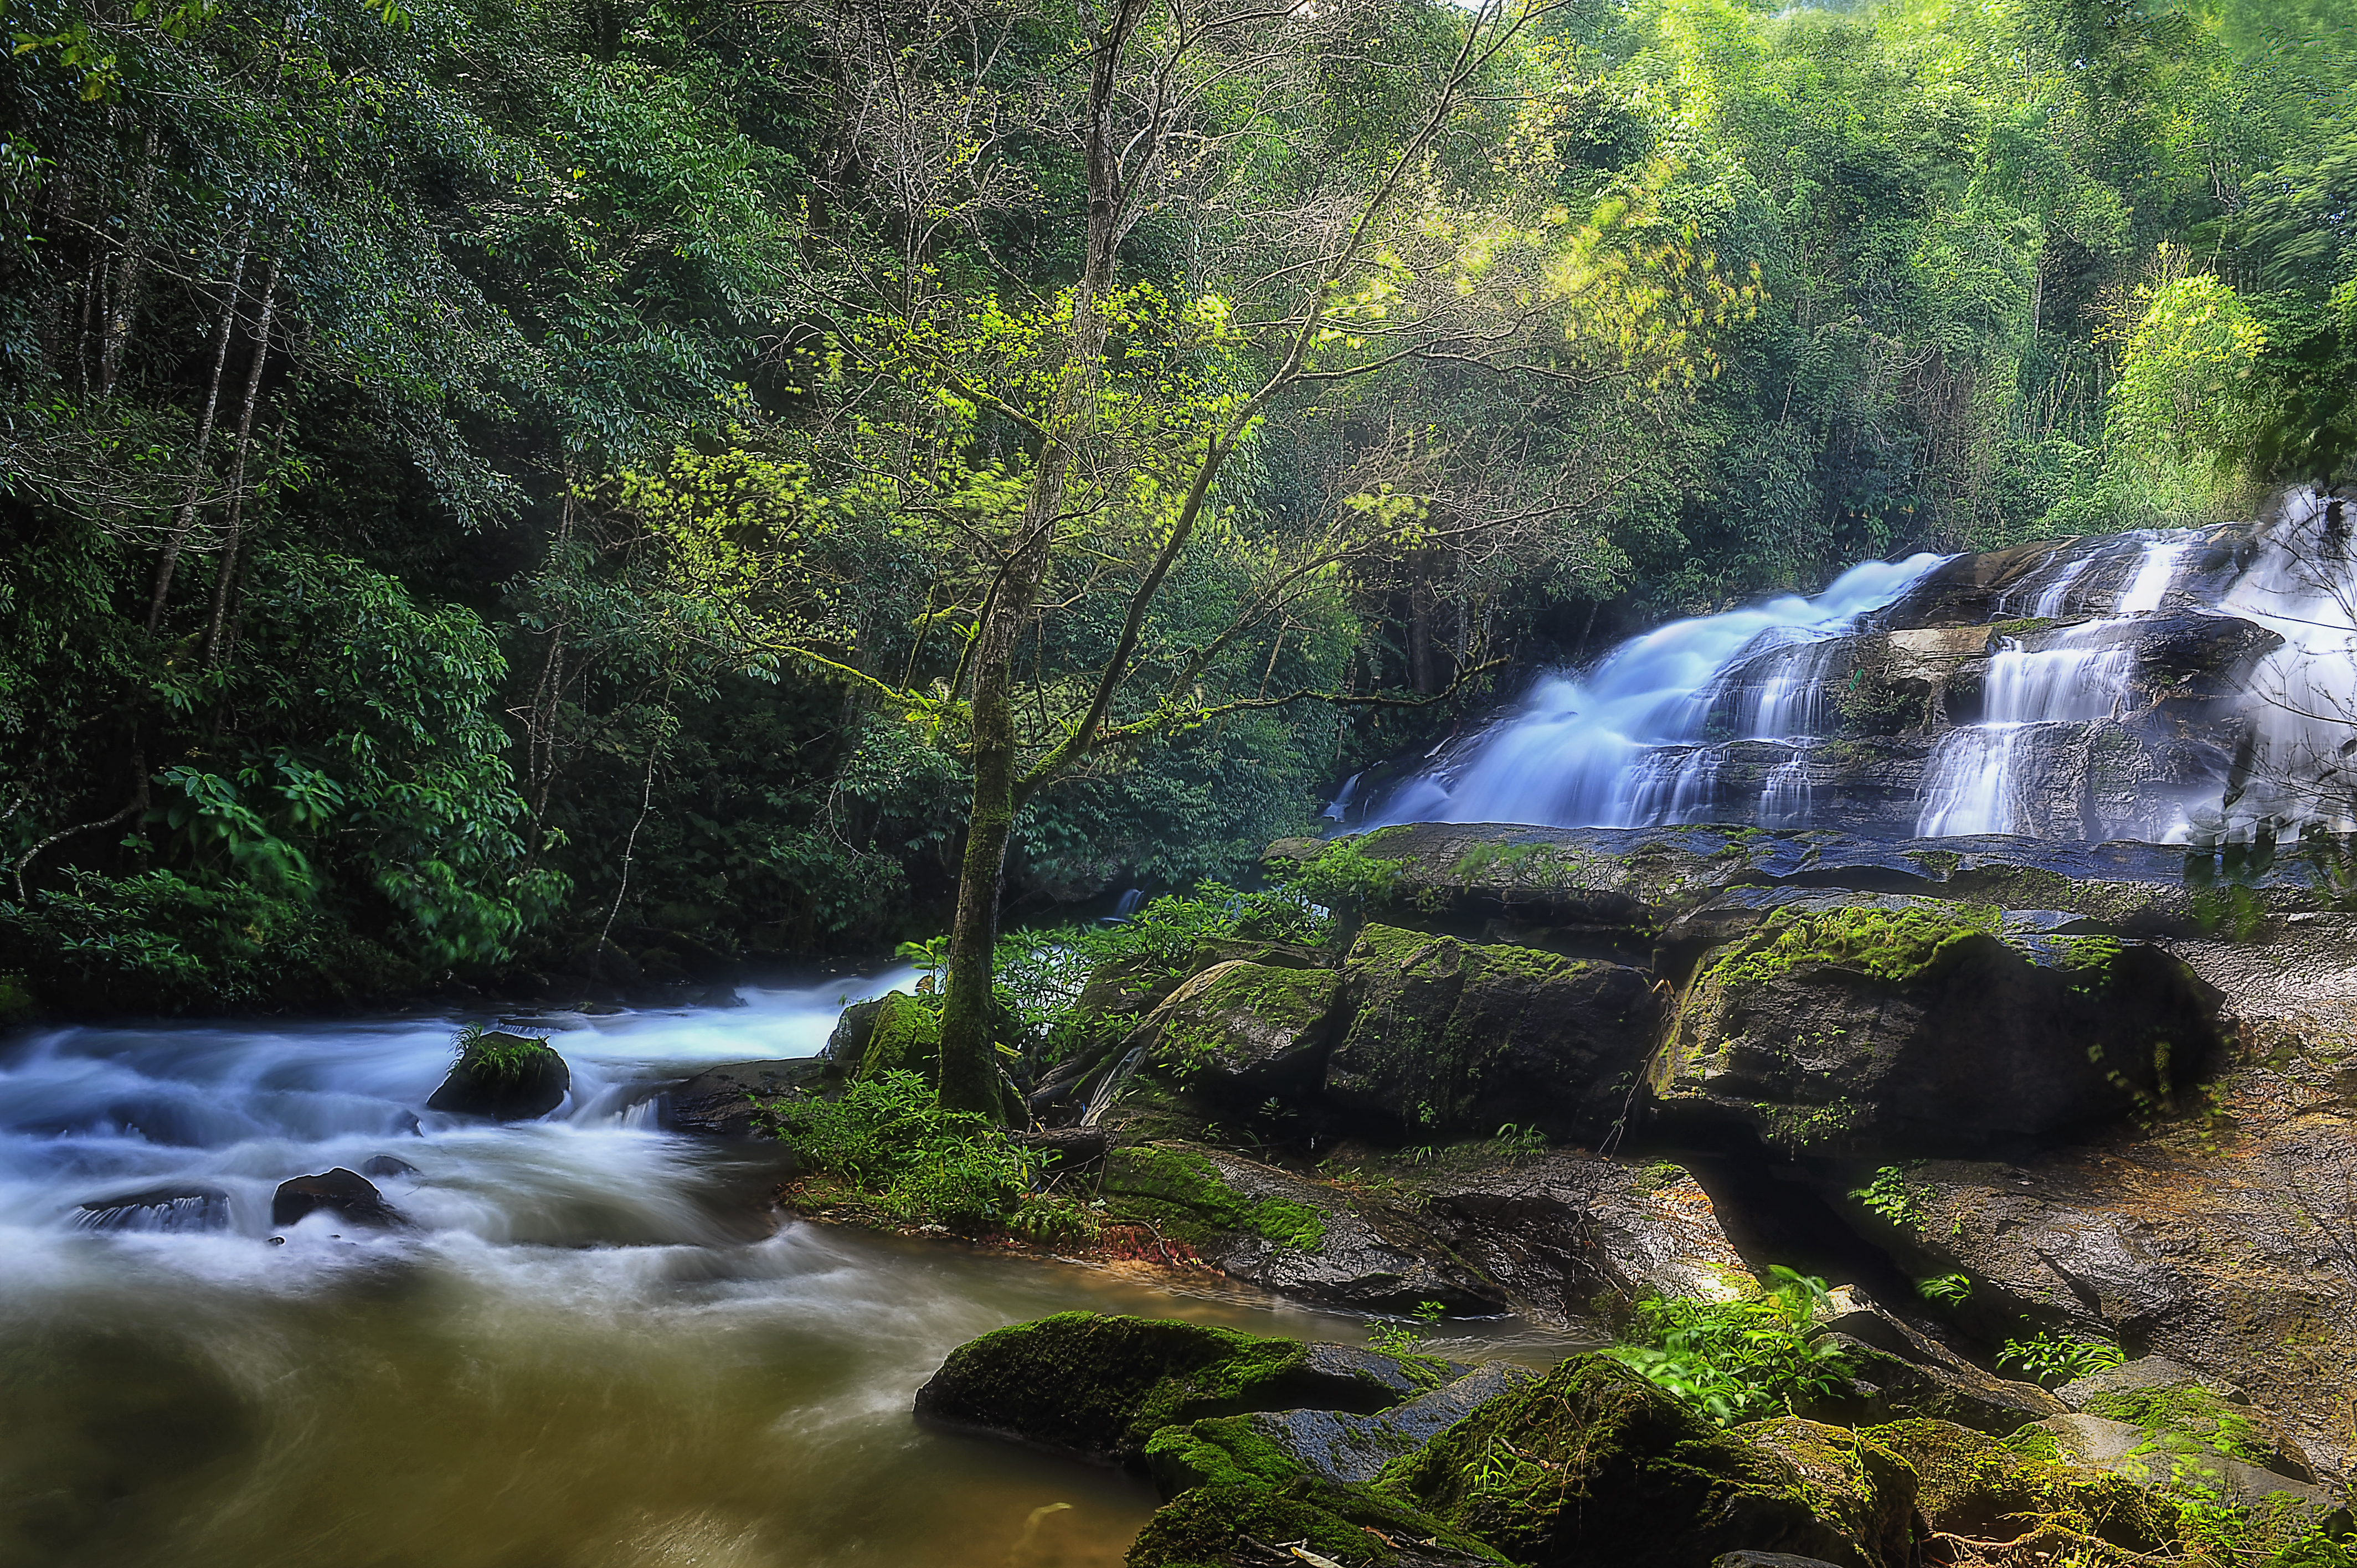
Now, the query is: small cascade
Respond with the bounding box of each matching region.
[1352,502,2350,841]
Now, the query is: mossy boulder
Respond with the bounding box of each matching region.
[425,1031,570,1120]
[1149,1363,1537,1493]
[1732,1419,1918,1568]
[1866,1417,2173,1551]
[1376,1355,1895,1567]
[1651,901,2220,1155]
[911,1313,1445,1464]
[2056,1357,2313,1481]
[1132,960,1340,1101]
[826,991,941,1079]
[1132,1416,1505,1567]
[1103,1143,1331,1252]
[1325,925,1660,1143]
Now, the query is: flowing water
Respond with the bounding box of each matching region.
[1357,495,2357,838]
[0,984,1586,1568]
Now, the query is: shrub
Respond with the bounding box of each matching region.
[1997,1330,2126,1387]
[1605,1267,1855,1426]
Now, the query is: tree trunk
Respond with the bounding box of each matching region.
[200,255,281,668]
[147,247,249,631]
[97,131,159,399]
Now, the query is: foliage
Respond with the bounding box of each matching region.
[756,1069,1092,1238]
[1367,1300,1447,1356]
[1916,1273,1973,1307]
[1702,904,2004,993]
[1997,1330,2127,1388]
[450,1024,559,1085]
[1605,1267,1855,1426]
[1851,1165,1931,1231]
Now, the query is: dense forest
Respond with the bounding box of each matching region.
[1,0,2351,1015]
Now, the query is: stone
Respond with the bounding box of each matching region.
[2026,1412,2333,1508]
[1866,1417,2173,1552]
[825,992,940,1080]
[1712,1556,1850,1568]
[1102,1143,1505,1313]
[270,1168,403,1229]
[2055,1353,2244,1408]
[1154,1361,1537,1491]
[425,1031,571,1120]
[662,1058,839,1135]
[1801,1301,2063,1436]
[1413,1150,1754,1329]
[1380,1355,1902,1568]
[912,1312,1453,1464]
[358,1155,419,1179]
[1733,1419,1918,1568]
[1323,924,1660,1144]
[1649,900,2220,1155]
[74,1184,231,1233]
[1130,960,1341,1101]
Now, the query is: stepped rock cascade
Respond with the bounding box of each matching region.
[1357,493,2355,840]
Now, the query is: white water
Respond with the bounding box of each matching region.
[0,979,1584,1567]
[2211,494,2357,835]
[1367,554,1948,829]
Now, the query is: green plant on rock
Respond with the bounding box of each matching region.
[1367,1299,1446,1356]
[756,1069,1090,1236]
[1916,1273,1973,1307]
[1997,1330,2126,1388]
[451,1024,557,1084]
[1702,904,2004,992]
[1851,1164,1931,1231]
[1605,1268,1854,1426]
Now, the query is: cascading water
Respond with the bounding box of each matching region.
[1354,498,2355,841]
[1365,554,1949,830]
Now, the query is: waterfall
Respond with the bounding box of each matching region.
[1351,497,2357,842]
[1364,555,1948,830]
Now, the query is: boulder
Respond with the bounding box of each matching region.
[1149,1361,1538,1492]
[825,992,940,1080]
[663,1058,840,1135]
[270,1168,403,1229]
[1380,1355,1906,1568]
[358,1155,419,1179]
[425,1031,570,1121]
[1129,1451,1502,1568]
[1731,1419,1919,1568]
[911,1313,1454,1465]
[1103,1143,1504,1313]
[2026,1413,2334,1508]
[1649,900,2220,1155]
[73,1184,231,1234]
[1712,1556,1850,1568]
[1324,924,1660,1144]
[1802,1300,2063,1436]
[2054,1357,2314,1482]
[1866,1417,2173,1552]
[1129,960,1340,1101]
[1413,1150,1755,1330]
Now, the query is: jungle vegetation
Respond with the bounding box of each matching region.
[1,0,2351,1054]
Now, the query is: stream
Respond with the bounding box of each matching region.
[0,979,1584,1568]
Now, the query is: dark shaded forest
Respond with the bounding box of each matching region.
[2,0,2350,1011]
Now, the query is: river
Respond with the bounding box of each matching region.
[0,977,1581,1568]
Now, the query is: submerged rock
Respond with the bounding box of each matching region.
[1324,924,1659,1144]
[425,1031,570,1121]
[1650,900,2219,1154]
[1149,1361,1537,1492]
[912,1312,1454,1464]
[270,1168,403,1229]
[359,1154,419,1179]
[74,1184,231,1234]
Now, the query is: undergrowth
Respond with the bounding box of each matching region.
[756,1070,1098,1241]
[454,1023,557,1082]
[1998,1330,2126,1387]
[1605,1267,1855,1425]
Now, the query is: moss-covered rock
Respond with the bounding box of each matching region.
[1103,1143,1329,1252]
[1651,901,2220,1155]
[1733,1418,1918,1568]
[1324,925,1660,1143]
[1376,1355,1886,1567]
[912,1313,1443,1464]
[1131,1417,1505,1567]
[1132,960,1340,1101]
[425,1030,570,1120]
[1866,1417,2173,1551]
[2056,1356,2313,1480]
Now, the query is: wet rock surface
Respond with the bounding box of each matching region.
[662,1057,838,1135]
[425,1031,571,1121]
[74,1183,231,1233]
[270,1168,403,1229]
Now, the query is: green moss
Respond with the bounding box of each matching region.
[858,991,942,1080]
[1993,616,2059,639]
[1104,1144,1327,1251]
[1148,962,1337,1084]
[1699,902,2004,992]
[2081,1385,2278,1467]
[1902,848,1963,878]
[1736,1417,1916,1566]
[1129,1471,1506,1568]
[0,971,33,1023]
[1377,1354,1847,1566]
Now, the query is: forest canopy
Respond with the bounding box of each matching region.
[1,0,2350,1011]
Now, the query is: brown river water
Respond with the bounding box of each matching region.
[0,979,1584,1568]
